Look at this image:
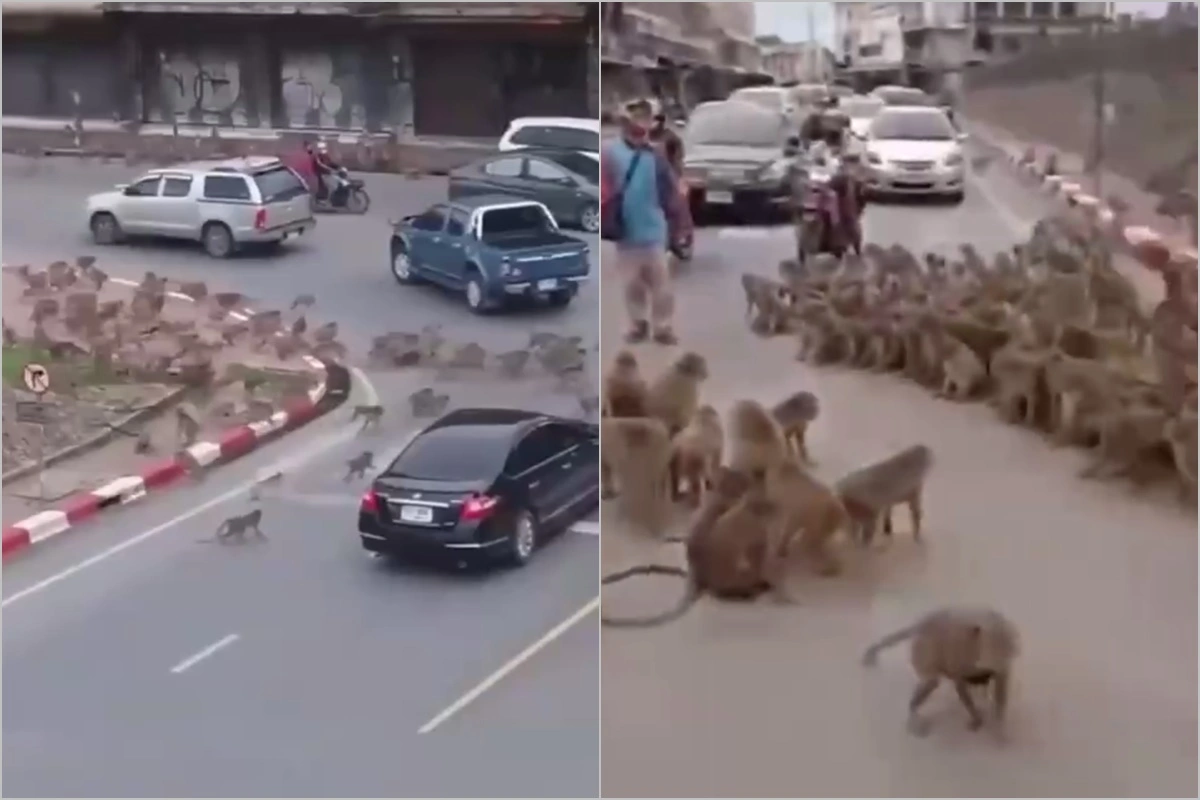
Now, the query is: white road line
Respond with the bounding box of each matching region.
[170,633,240,674]
[2,369,381,609]
[968,169,1036,239]
[417,596,599,735]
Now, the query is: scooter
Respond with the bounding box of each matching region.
[313,167,370,214]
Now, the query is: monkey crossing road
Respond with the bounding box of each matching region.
[599,153,1196,798]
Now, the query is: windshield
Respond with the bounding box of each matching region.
[877,88,932,106]
[480,204,556,238]
[685,104,783,148]
[841,98,884,120]
[731,89,784,112]
[389,427,507,481]
[870,111,954,141]
[510,124,599,154]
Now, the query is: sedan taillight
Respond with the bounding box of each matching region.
[460,493,499,522]
[253,207,267,230]
[360,490,379,514]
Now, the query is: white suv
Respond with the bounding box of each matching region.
[498,117,600,163]
[86,156,316,258]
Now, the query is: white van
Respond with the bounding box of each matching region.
[498,117,600,163]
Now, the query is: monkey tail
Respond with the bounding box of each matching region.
[861,620,923,667]
[601,564,700,628]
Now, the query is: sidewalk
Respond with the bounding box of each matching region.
[0,116,498,176]
[966,117,1198,269]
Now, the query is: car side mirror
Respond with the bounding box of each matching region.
[121,185,138,196]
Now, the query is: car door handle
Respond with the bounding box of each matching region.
[529,480,541,488]
[448,242,462,248]
[560,462,574,470]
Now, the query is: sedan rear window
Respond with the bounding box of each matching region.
[510,125,599,154]
[870,111,954,141]
[387,427,509,482]
[253,166,309,203]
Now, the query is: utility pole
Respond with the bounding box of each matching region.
[806,2,817,81]
[1089,13,1107,197]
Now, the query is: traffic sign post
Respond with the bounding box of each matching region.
[22,363,50,395]
[18,364,51,504]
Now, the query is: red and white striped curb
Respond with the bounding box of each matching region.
[1,361,326,561]
[1002,150,1199,270]
[1,274,330,561]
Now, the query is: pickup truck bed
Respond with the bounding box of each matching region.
[483,231,579,251]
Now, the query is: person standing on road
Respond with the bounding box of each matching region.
[601,98,686,345]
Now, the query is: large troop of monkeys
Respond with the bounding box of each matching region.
[598,218,1197,740]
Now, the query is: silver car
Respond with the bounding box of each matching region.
[85,157,316,258]
[862,106,967,203]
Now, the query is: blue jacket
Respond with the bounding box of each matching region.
[602,138,680,249]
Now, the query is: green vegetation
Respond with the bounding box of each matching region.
[2,345,126,389]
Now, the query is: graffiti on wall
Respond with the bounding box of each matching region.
[156,49,248,126]
[280,50,365,129]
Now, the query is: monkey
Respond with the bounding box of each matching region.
[312,321,339,345]
[344,450,375,481]
[669,404,724,507]
[989,345,1050,428]
[409,387,450,419]
[602,349,648,418]
[770,390,820,464]
[176,281,208,303]
[351,404,384,433]
[200,509,266,544]
[861,605,1020,738]
[645,351,709,436]
[937,337,988,401]
[600,417,673,534]
[762,459,849,576]
[835,444,933,547]
[495,349,531,379]
[291,293,316,310]
[291,315,308,337]
[741,273,797,336]
[175,404,202,448]
[134,429,154,455]
[727,399,790,483]
[1078,401,1172,486]
[601,470,796,628]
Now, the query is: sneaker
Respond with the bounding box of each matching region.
[652,328,678,346]
[624,322,649,344]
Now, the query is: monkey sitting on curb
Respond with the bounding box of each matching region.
[344,451,375,482]
[862,605,1020,739]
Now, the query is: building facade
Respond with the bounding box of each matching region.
[836,1,1111,94]
[2,2,593,139]
[760,41,836,85]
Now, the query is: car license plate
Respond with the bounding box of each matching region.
[707,190,734,204]
[536,279,558,292]
[400,505,433,524]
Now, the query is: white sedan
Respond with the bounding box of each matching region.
[861,106,967,203]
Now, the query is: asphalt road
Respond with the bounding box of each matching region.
[1,154,599,358]
[599,145,1197,798]
[2,156,600,798]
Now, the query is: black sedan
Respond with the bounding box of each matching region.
[447,148,600,234]
[358,408,599,567]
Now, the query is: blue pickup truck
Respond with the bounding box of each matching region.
[389,195,591,314]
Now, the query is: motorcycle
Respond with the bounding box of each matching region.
[794,154,843,265]
[313,166,370,214]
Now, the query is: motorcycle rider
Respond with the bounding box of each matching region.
[311,140,341,203]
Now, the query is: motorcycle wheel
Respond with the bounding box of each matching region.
[346,188,371,214]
